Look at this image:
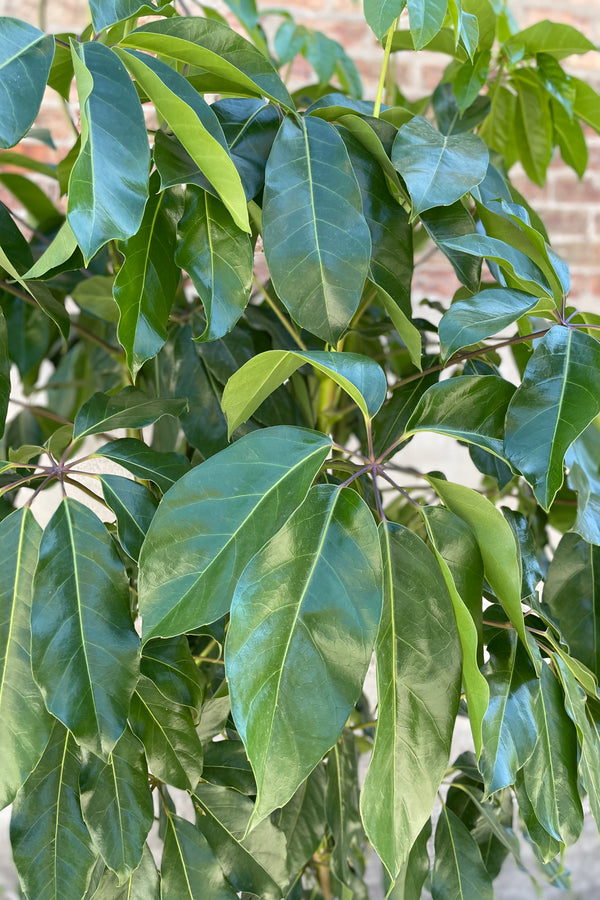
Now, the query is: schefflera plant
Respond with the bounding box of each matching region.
[1,0,600,897]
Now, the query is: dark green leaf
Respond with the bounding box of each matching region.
[96,437,191,492]
[68,41,149,263]
[99,473,158,561]
[373,370,439,455]
[213,98,280,201]
[0,199,34,274]
[226,484,382,825]
[73,387,186,439]
[85,843,159,900]
[439,288,540,359]
[23,219,79,280]
[566,421,600,545]
[0,307,8,439]
[278,764,326,875]
[440,233,552,296]
[388,819,431,899]
[89,0,173,31]
[141,636,205,712]
[407,0,448,49]
[203,740,255,795]
[514,771,562,863]
[31,498,139,759]
[162,813,238,899]
[421,201,482,293]
[262,115,371,344]
[326,729,365,887]
[138,426,332,641]
[361,523,461,879]
[431,805,493,900]
[0,19,54,149]
[72,275,119,322]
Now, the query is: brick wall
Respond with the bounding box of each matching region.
[2,0,600,311]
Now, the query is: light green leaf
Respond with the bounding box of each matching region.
[572,76,600,135]
[364,0,406,40]
[23,219,78,280]
[222,349,387,435]
[505,20,596,60]
[95,437,191,493]
[80,728,154,881]
[512,71,553,186]
[0,507,53,808]
[360,523,461,880]
[161,813,238,900]
[138,426,332,641]
[505,326,600,510]
[392,115,488,214]
[0,18,54,148]
[407,0,448,49]
[141,636,205,712]
[431,805,493,899]
[440,233,552,297]
[262,115,371,344]
[68,42,150,263]
[439,288,540,359]
[175,186,253,343]
[226,484,382,826]
[73,387,186,439]
[89,0,173,31]
[10,722,97,900]
[373,283,423,370]
[99,473,158,562]
[85,844,159,900]
[114,176,182,379]
[406,375,515,460]
[31,498,140,758]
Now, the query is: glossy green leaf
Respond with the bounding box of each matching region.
[161,813,238,900]
[505,326,600,510]
[389,819,431,899]
[23,219,79,280]
[326,729,365,887]
[360,523,461,879]
[566,421,600,545]
[374,283,423,370]
[213,99,280,201]
[31,498,140,758]
[0,507,53,808]
[121,17,294,111]
[0,19,54,149]
[431,804,493,899]
[406,375,515,459]
[392,115,488,215]
[262,115,371,344]
[68,42,150,263]
[514,771,562,863]
[407,0,448,49]
[141,636,205,712]
[278,764,326,876]
[95,437,191,493]
[85,844,159,900]
[512,72,553,186]
[479,629,540,795]
[222,349,387,434]
[193,782,289,899]
[117,49,249,234]
[89,0,172,31]
[505,20,596,60]
[364,0,406,40]
[138,426,332,641]
[521,662,583,845]
[227,484,382,825]
[421,201,482,293]
[421,506,488,755]
[203,740,255,795]
[129,674,204,790]
[175,186,253,343]
[80,728,153,881]
[439,288,540,359]
[114,177,182,379]
[99,474,158,562]
[440,233,552,297]
[10,722,97,900]
[73,387,186,439]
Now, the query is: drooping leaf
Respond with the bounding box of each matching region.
[95,437,191,493]
[514,771,562,864]
[226,484,382,826]
[512,71,553,186]
[73,387,186,439]
[278,763,326,876]
[89,0,173,31]
[374,283,423,370]
[175,186,253,343]
[262,115,371,344]
[68,41,150,263]
[0,18,54,149]
[10,722,97,900]
[326,729,365,887]
[203,740,255,796]
[80,728,154,881]
[504,326,600,510]
[222,349,387,435]
[392,115,488,215]
[440,233,552,297]
[407,0,448,49]
[138,426,332,641]
[31,498,140,758]
[0,507,53,808]
[161,813,238,900]
[566,421,600,546]
[420,201,482,293]
[141,636,205,712]
[439,288,540,359]
[0,307,9,440]
[84,843,159,900]
[389,819,431,899]
[431,804,493,899]
[360,523,461,880]
[23,219,79,280]
[212,98,280,201]
[99,474,158,562]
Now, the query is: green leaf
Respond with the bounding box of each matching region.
[193,782,290,899]
[72,275,119,323]
[262,115,371,344]
[226,484,382,826]
[95,437,191,492]
[129,674,204,790]
[68,41,150,263]
[84,844,159,900]
[420,202,481,293]
[0,507,53,808]
[512,72,553,186]
[121,17,294,111]
[373,370,439,455]
[161,813,238,900]
[364,0,406,40]
[552,97,588,178]
[80,728,154,881]
[0,307,8,439]
[427,477,535,666]
[421,507,488,755]
[431,804,493,899]
[213,99,280,201]
[73,387,186,439]
[31,498,140,758]
[89,0,173,31]
[440,233,552,297]
[222,349,387,435]
[326,729,365,887]
[521,662,583,845]
[203,740,255,795]
[478,629,540,794]
[0,19,54,148]
[278,764,326,875]
[114,177,182,379]
[374,283,423,370]
[407,0,448,49]
[392,115,488,215]
[360,523,461,879]
[138,426,332,641]
[388,819,431,899]
[99,473,158,561]
[514,771,562,863]
[141,636,205,712]
[566,421,600,545]
[175,186,253,343]
[505,20,596,60]
[406,375,515,460]
[10,722,97,900]
[572,76,600,135]
[505,326,600,510]
[439,288,540,359]
[22,219,79,280]
[543,533,600,678]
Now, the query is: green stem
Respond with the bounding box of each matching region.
[373,18,398,119]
